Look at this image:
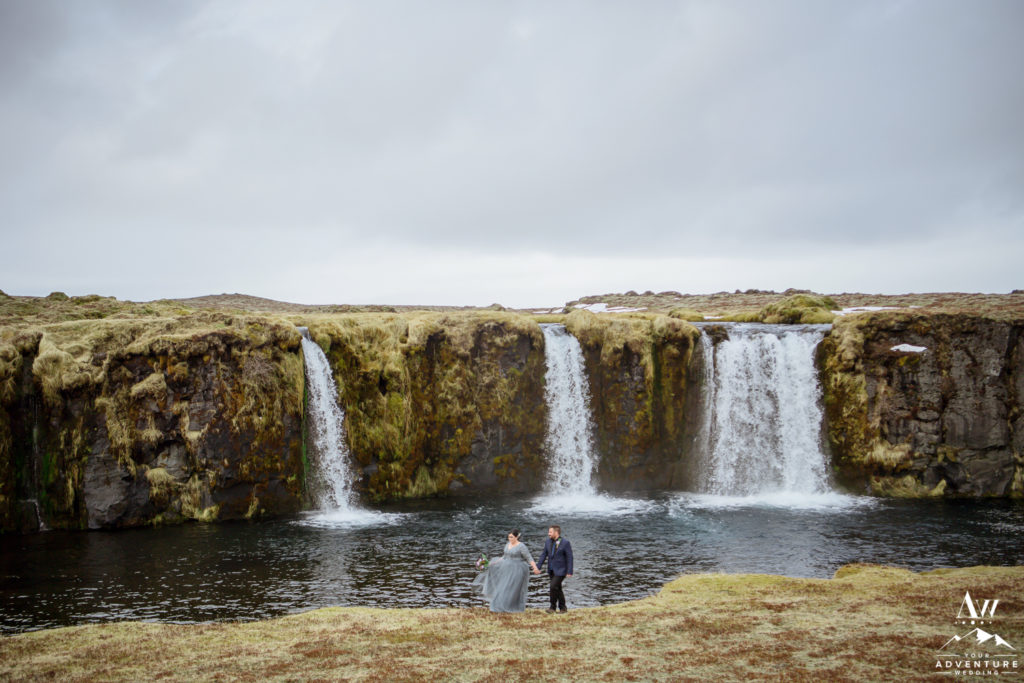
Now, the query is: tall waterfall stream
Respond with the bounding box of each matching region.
[698,323,831,497]
[299,328,358,512]
[539,323,599,496]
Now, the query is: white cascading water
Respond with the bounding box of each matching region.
[299,328,357,511]
[540,324,598,496]
[698,324,830,497]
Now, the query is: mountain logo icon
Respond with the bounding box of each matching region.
[941,628,1016,652]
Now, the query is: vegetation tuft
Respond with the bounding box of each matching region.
[757,294,838,324]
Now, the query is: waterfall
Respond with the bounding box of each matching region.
[299,328,358,511]
[698,324,830,497]
[540,324,598,495]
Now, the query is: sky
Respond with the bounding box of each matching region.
[1,1,1022,308]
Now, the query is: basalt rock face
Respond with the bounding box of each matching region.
[564,311,703,490]
[8,303,1021,535]
[0,315,305,532]
[820,313,1023,498]
[303,313,548,501]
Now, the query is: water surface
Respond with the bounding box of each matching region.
[2,493,1022,633]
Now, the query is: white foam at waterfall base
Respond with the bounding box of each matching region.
[529,491,657,516]
[295,508,403,529]
[299,332,397,527]
[670,491,875,513]
[698,323,833,499]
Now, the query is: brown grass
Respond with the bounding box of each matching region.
[568,290,1024,320]
[1,564,1021,682]
[4,290,1023,327]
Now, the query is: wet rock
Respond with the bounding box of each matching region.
[820,312,1023,498]
[2,317,305,532]
[565,312,702,490]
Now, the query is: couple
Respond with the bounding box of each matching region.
[473,525,573,613]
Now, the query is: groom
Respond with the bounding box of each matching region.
[536,525,573,613]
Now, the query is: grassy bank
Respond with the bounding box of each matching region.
[2,564,1021,681]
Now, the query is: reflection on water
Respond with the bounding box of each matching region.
[1,493,1022,632]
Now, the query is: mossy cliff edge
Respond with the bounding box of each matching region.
[0,301,706,530]
[302,310,705,499]
[0,305,554,529]
[0,311,305,532]
[299,312,548,501]
[4,291,1023,532]
[820,312,1024,497]
[564,310,702,490]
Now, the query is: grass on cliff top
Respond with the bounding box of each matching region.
[6,289,1023,327]
[564,309,701,360]
[0,298,303,411]
[291,309,543,353]
[569,290,1024,321]
[0,292,480,330]
[3,564,1021,682]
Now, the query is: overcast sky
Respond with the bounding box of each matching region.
[1,1,1022,307]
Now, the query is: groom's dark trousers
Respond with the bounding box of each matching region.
[537,537,573,610]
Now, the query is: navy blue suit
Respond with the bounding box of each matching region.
[537,537,573,610]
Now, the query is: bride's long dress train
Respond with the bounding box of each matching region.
[472,542,534,612]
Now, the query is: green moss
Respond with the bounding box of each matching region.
[758,294,837,324]
[869,474,947,497]
[130,372,167,401]
[180,473,220,522]
[563,312,700,482]
[301,380,310,499]
[245,496,261,520]
[298,311,546,501]
[667,308,704,321]
[0,303,307,529]
[719,311,762,322]
[145,466,177,507]
[819,321,878,490]
[0,343,19,404]
[820,311,1024,498]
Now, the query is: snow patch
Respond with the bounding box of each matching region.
[575,303,646,313]
[891,343,927,353]
[832,306,903,316]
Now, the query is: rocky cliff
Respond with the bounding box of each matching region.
[301,312,547,500]
[0,305,555,530]
[4,292,1023,534]
[819,312,1023,497]
[564,310,703,490]
[0,312,306,531]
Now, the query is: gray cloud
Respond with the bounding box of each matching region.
[1,0,1022,304]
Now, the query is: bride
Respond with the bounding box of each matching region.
[473,529,541,612]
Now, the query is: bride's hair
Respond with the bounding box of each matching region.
[509,529,521,539]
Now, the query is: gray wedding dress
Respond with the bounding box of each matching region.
[472,542,534,612]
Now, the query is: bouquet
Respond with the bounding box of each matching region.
[475,553,489,571]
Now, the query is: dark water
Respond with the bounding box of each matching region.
[2,491,1022,633]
